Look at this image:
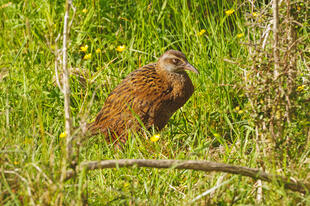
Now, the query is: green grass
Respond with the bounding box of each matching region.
[1,0,309,205]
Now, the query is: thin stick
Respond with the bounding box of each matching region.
[62,0,73,163]
[59,0,74,185]
[273,0,280,79]
[256,180,263,204]
[65,159,309,194]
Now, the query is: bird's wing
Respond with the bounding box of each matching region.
[90,64,172,136]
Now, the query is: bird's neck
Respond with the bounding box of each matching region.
[155,65,193,97]
[155,64,194,110]
[167,71,189,86]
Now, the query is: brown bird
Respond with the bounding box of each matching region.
[87,50,199,145]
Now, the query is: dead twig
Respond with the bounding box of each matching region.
[65,159,310,194]
[62,0,73,165]
[273,0,280,79]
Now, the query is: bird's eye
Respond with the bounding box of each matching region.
[172,58,179,64]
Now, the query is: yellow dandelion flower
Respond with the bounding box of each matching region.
[150,134,160,142]
[214,133,221,138]
[96,48,101,54]
[80,45,88,52]
[296,85,306,92]
[197,29,206,36]
[14,161,18,165]
[59,132,67,138]
[225,9,235,16]
[83,53,92,60]
[235,106,240,111]
[252,12,258,17]
[116,45,126,52]
[82,8,87,13]
[237,33,244,38]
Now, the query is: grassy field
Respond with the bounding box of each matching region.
[1,0,309,205]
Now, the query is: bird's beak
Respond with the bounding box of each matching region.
[184,63,199,74]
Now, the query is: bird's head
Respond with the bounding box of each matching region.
[157,50,199,74]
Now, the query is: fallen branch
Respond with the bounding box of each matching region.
[65,159,309,194]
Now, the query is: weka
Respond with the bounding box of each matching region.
[87,50,199,145]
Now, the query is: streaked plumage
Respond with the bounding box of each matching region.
[87,50,198,145]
